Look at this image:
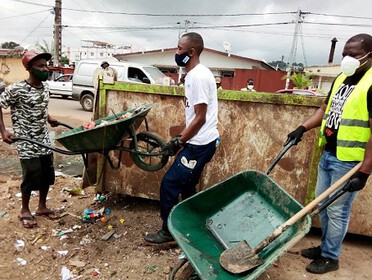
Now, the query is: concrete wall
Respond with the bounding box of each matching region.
[95,82,372,236]
[0,57,28,84]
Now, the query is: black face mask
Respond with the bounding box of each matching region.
[31,68,49,81]
[175,51,191,67]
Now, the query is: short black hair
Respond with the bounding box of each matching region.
[347,33,372,53]
[248,79,254,84]
[182,32,204,55]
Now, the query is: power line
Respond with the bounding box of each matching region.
[10,0,52,8]
[303,21,372,27]
[0,9,50,20]
[8,2,296,17]
[7,1,372,21]
[308,12,372,20]
[57,10,296,17]
[64,21,293,30]
[19,12,51,44]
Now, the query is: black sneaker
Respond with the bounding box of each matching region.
[301,246,322,259]
[306,257,339,274]
[144,230,174,244]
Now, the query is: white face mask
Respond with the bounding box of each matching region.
[247,85,254,90]
[341,52,370,77]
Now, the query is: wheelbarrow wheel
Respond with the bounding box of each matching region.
[130,131,169,172]
[169,259,198,280]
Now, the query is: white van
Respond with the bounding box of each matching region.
[72,60,171,111]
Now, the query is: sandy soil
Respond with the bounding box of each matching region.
[0,111,371,280]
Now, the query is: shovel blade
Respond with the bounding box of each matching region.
[220,240,264,274]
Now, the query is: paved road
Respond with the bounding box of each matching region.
[49,96,92,125]
[48,97,93,176]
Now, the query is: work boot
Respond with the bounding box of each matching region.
[144,230,174,244]
[301,246,322,259]
[306,257,339,274]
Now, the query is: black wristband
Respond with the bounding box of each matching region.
[356,170,370,181]
[298,125,307,134]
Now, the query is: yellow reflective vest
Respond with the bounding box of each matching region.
[319,68,372,161]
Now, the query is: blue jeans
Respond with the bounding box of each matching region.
[315,151,359,260]
[160,139,218,232]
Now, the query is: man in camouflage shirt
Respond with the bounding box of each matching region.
[0,51,59,228]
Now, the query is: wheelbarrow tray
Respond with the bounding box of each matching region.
[55,104,153,152]
[168,170,311,280]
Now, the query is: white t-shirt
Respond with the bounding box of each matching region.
[184,64,219,145]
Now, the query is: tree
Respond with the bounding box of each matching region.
[1,41,20,49]
[282,72,313,89]
[35,40,70,66]
[268,60,286,71]
[60,55,69,66]
[268,61,305,72]
[35,39,53,54]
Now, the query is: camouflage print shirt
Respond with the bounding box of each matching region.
[0,80,52,159]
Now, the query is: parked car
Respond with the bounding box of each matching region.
[72,60,171,111]
[276,89,325,97]
[46,74,73,99]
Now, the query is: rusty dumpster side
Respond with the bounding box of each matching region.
[93,81,372,237]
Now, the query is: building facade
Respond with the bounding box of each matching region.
[114,47,286,91]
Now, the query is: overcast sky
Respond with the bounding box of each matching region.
[0,0,371,66]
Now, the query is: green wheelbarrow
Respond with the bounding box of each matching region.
[168,171,311,280]
[168,140,358,280]
[12,104,169,180]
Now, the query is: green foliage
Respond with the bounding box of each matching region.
[35,40,70,66]
[35,39,53,54]
[60,56,69,66]
[268,60,287,71]
[282,72,313,89]
[268,61,304,71]
[1,41,20,49]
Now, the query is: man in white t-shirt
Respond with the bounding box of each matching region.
[144,32,220,244]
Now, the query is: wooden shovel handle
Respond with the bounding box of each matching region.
[253,161,362,255]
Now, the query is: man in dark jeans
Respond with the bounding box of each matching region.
[0,51,59,228]
[285,33,372,274]
[144,32,220,244]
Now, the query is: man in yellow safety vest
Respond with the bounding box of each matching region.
[285,33,372,274]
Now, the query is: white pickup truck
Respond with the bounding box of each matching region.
[46,74,73,99]
[72,60,172,111]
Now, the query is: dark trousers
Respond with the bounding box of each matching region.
[20,153,55,193]
[160,139,217,232]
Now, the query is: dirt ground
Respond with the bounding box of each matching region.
[0,111,371,280]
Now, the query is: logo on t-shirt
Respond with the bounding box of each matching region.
[185,97,190,108]
[326,83,355,130]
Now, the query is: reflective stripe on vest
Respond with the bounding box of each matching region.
[319,68,372,161]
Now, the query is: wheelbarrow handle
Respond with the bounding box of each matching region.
[54,121,74,130]
[266,138,296,175]
[11,136,77,155]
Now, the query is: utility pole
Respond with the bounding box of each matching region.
[183,19,196,34]
[177,22,181,38]
[184,20,191,33]
[53,0,62,66]
[285,8,304,89]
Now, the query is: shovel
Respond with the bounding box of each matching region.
[219,161,362,274]
[266,138,296,175]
